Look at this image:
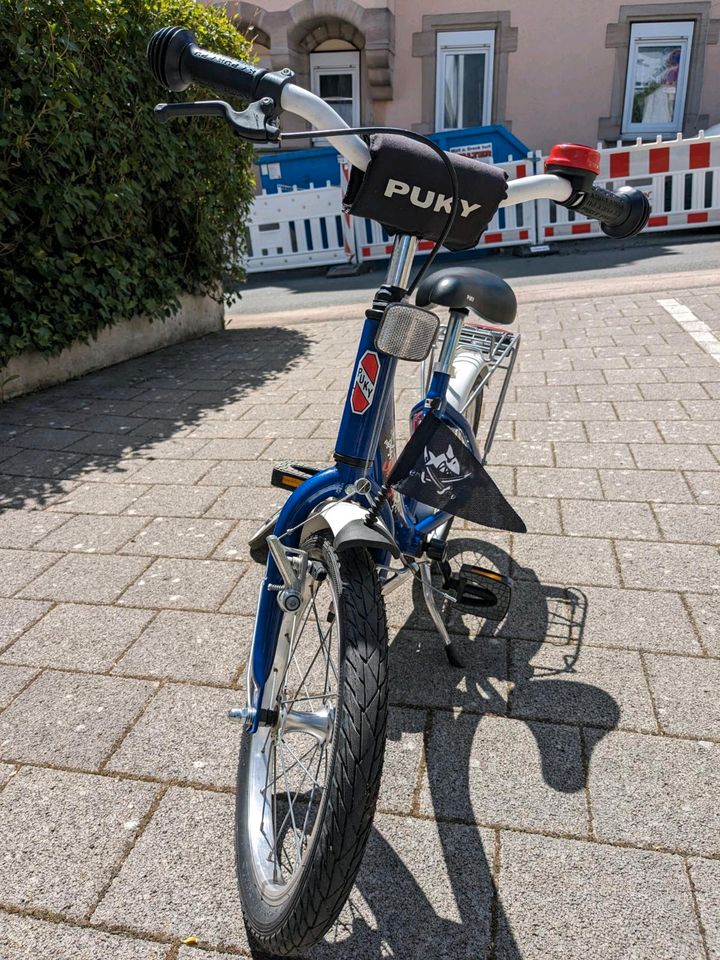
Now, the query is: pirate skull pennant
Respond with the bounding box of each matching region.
[387,412,526,533]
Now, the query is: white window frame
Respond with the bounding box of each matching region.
[435,30,494,131]
[621,20,694,137]
[310,50,360,128]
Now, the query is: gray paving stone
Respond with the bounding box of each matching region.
[107,683,239,786]
[314,814,495,960]
[125,484,224,518]
[196,459,273,487]
[511,534,620,587]
[549,401,617,421]
[561,499,660,540]
[585,420,663,443]
[615,541,720,593]
[0,664,37,709]
[187,420,258,439]
[120,516,234,559]
[92,787,249,949]
[516,467,602,499]
[514,420,587,442]
[205,486,289,521]
[420,713,589,835]
[510,641,654,731]
[3,603,154,672]
[553,442,634,468]
[210,519,262,562]
[261,437,335,463]
[0,549,61,597]
[114,610,251,684]
[220,563,266,616]
[0,766,157,917]
[129,458,217,485]
[196,438,272,460]
[653,503,720,545]
[12,426,88,450]
[630,442,719,470]
[378,707,425,815]
[571,585,702,654]
[659,421,720,444]
[35,514,149,553]
[501,496,562,534]
[684,470,720,504]
[389,628,509,713]
[0,510,68,548]
[688,858,720,960]
[0,598,51,650]
[599,468,694,503]
[19,553,149,603]
[485,441,553,467]
[588,731,720,855]
[0,449,83,478]
[496,831,704,960]
[0,670,157,768]
[248,418,320,439]
[684,593,720,656]
[0,912,168,960]
[646,653,720,739]
[117,557,243,611]
[48,481,149,514]
[0,762,15,787]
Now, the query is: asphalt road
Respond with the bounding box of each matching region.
[233,231,719,320]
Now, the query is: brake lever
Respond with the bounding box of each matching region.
[153,97,280,142]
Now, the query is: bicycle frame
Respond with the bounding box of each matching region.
[247,235,486,731]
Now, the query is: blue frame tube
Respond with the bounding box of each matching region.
[247,297,482,731]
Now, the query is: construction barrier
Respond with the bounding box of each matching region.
[536,132,720,242]
[245,134,720,273]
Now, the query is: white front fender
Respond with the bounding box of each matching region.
[301,500,400,558]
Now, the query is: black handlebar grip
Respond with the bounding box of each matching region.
[575,185,651,239]
[147,26,287,102]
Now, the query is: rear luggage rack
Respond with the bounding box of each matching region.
[421,320,520,464]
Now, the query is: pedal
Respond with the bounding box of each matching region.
[447,563,512,621]
[271,463,311,492]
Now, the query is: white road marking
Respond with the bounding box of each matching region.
[657,298,720,364]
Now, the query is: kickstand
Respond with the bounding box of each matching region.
[418,563,464,668]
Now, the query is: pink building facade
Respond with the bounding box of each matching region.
[211,0,720,153]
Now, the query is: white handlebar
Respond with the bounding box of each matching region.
[279,83,574,208]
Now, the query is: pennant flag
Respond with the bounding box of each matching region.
[388,413,526,533]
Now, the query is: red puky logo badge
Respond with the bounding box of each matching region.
[350,350,380,415]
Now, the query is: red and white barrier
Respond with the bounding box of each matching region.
[245,134,720,273]
[537,133,720,242]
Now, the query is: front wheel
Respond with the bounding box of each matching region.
[235,534,389,957]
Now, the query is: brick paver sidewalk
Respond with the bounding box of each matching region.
[0,285,718,959]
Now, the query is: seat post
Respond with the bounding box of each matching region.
[436,309,468,374]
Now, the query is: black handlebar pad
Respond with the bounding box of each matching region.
[147,27,292,104]
[574,185,650,239]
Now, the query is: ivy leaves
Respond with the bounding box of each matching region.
[0,0,255,365]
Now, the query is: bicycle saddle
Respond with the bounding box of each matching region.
[415,267,517,325]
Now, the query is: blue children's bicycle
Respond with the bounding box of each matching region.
[148,27,649,956]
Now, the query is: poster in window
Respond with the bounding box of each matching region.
[631,44,682,125]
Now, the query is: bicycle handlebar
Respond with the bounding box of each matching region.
[573,184,651,239]
[147,27,651,237]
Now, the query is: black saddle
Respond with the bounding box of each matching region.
[415,267,517,325]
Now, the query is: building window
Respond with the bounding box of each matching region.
[310,49,360,126]
[622,21,694,136]
[435,30,494,131]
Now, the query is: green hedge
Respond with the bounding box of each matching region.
[0,0,255,365]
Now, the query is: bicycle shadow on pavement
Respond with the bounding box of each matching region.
[0,326,312,513]
[310,535,620,960]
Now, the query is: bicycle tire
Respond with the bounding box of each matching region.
[235,534,389,957]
